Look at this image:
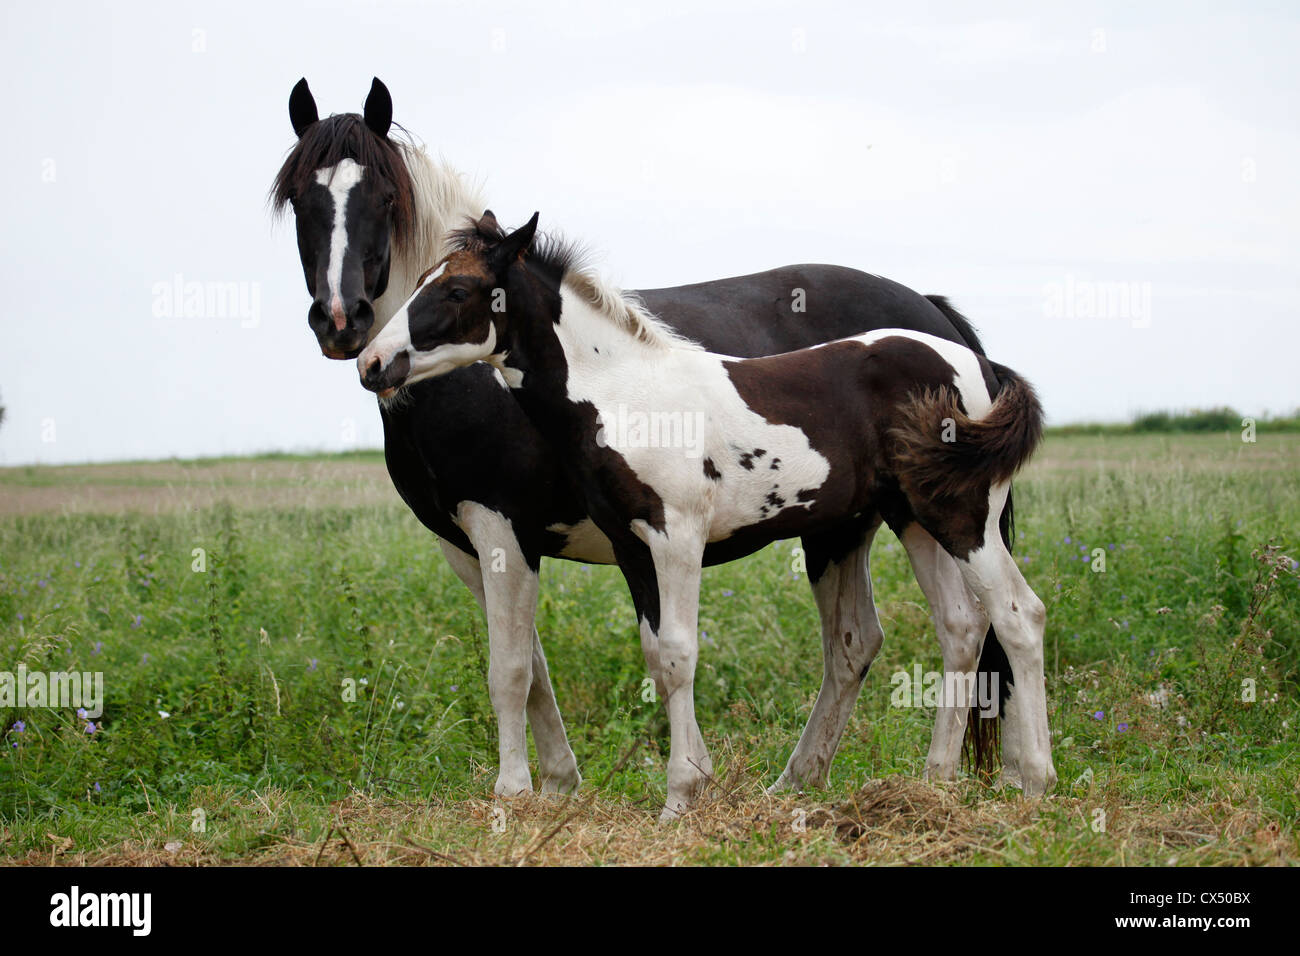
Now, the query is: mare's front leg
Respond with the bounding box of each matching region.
[451,503,578,797]
[438,538,580,795]
[628,517,712,822]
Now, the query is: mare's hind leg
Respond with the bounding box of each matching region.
[770,519,884,793]
[897,523,991,782]
[915,483,1056,796]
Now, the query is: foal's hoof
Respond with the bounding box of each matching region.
[767,763,827,795]
[658,805,685,825]
[995,767,1024,791]
[922,761,960,783]
[1017,763,1056,799]
[493,774,534,798]
[540,768,582,796]
[766,774,795,796]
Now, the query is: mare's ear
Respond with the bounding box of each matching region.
[363,77,393,138]
[477,210,501,237]
[289,78,318,138]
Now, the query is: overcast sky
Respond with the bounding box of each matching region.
[2,0,1297,465]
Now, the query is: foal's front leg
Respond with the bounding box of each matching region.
[451,503,579,796]
[632,518,712,822]
[770,522,885,792]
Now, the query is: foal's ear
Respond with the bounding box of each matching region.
[288,78,319,138]
[477,210,501,236]
[363,77,393,138]
[492,212,540,268]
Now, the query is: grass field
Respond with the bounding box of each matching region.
[1,432,1297,865]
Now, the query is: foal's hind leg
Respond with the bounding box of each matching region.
[918,484,1056,796]
[897,524,990,782]
[770,520,884,793]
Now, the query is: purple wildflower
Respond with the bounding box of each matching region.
[12,721,25,733]
[84,722,96,735]
[307,658,318,673]
[130,614,142,629]
[1117,722,1130,733]
[1092,710,1104,721]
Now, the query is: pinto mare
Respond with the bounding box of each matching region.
[357,213,1056,819]
[271,77,1027,798]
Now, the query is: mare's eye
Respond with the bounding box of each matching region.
[447,288,469,303]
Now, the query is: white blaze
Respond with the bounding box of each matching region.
[315,159,366,330]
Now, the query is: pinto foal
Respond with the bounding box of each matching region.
[359,213,1056,820]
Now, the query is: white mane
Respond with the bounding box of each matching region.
[553,247,702,353]
[384,145,697,353]
[396,145,486,274]
[372,145,486,333]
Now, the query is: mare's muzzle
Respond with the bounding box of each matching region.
[309,297,375,359]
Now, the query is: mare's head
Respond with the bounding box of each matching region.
[357,211,541,396]
[270,77,415,358]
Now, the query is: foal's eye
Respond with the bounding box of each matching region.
[447,288,469,303]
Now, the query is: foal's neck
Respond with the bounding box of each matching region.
[501,266,688,447]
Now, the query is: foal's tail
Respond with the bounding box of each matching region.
[889,363,1044,503]
[889,363,1044,777]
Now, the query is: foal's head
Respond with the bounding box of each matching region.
[357,211,540,396]
[270,77,414,359]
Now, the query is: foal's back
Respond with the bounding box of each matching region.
[594,328,999,545]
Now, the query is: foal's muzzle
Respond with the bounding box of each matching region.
[360,350,410,397]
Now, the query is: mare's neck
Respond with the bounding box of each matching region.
[373,152,485,332]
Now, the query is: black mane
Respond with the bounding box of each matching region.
[269,113,416,247]
[449,216,586,287]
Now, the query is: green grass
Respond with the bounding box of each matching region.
[1,433,1297,864]
[1047,406,1300,437]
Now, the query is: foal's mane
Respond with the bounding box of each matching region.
[451,219,701,352]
